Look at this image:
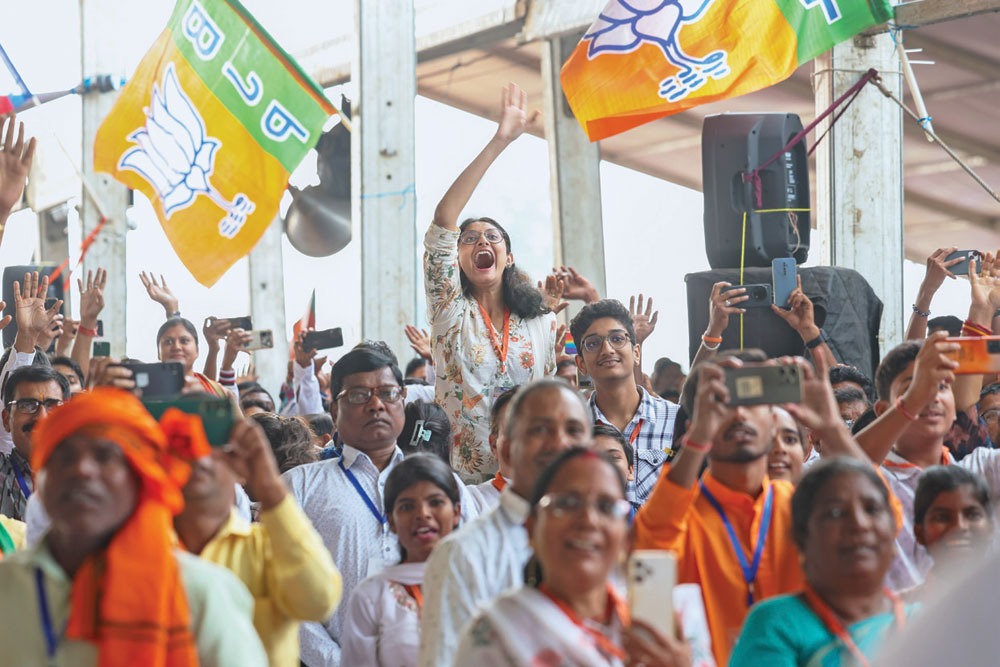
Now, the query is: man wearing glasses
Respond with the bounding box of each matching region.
[569,299,678,507]
[282,347,408,667]
[0,366,70,520]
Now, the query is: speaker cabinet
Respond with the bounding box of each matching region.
[702,113,811,269]
[2,265,64,349]
[685,267,883,381]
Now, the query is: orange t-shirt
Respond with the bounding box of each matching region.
[634,468,802,665]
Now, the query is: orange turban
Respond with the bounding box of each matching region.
[32,387,210,667]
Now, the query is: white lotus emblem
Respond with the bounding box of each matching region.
[118,62,256,238]
[583,0,730,102]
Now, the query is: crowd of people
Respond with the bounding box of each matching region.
[1,84,999,667]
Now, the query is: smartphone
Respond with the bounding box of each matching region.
[944,250,981,276]
[96,320,104,337]
[303,327,344,351]
[945,336,1000,374]
[628,550,676,641]
[44,297,64,312]
[142,395,234,447]
[240,329,274,351]
[722,283,772,309]
[118,361,186,398]
[225,316,253,331]
[92,341,111,357]
[724,362,803,405]
[772,258,797,309]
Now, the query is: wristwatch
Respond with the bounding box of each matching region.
[804,328,829,350]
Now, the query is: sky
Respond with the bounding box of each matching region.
[0,0,973,396]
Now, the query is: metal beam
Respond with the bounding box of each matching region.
[866,0,1000,33]
[247,218,287,400]
[541,34,606,312]
[904,32,1000,83]
[354,0,418,362]
[905,190,1000,228]
[81,0,129,356]
[814,34,905,354]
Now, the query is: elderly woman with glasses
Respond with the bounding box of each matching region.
[426,82,561,483]
[454,448,692,666]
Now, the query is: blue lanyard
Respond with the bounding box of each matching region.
[10,455,31,499]
[34,568,64,664]
[699,481,774,607]
[339,459,387,527]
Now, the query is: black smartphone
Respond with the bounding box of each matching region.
[723,363,803,406]
[303,327,344,351]
[142,395,234,447]
[96,320,104,337]
[722,284,772,309]
[225,316,253,331]
[44,298,64,312]
[118,361,186,398]
[945,250,981,276]
[92,341,111,357]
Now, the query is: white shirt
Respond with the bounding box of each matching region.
[341,561,426,667]
[0,349,34,456]
[286,359,323,416]
[282,445,405,667]
[403,383,435,406]
[882,446,1000,591]
[464,476,507,515]
[418,487,531,667]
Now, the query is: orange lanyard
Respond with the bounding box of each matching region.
[802,585,905,667]
[491,471,507,492]
[402,583,423,611]
[538,583,629,661]
[477,303,511,372]
[629,419,643,445]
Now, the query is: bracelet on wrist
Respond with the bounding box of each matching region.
[962,320,991,337]
[681,435,712,453]
[168,311,181,319]
[912,304,930,318]
[804,328,828,350]
[77,325,99,337]
[701,334,722,351]
[895,397,919,422]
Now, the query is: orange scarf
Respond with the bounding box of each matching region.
[32,388,210,667]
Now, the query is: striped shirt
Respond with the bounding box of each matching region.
[590,386,679,505]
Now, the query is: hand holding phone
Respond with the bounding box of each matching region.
[222,419,287,510]
[92,341,111,357]
[722,284,771,309]
[772,258,797,309]
[628,550,676,641]
[142,395,234,446]
[240,330,274,351]
[119,361,186,397]
[943,250,981,277]
[945,336,1000,374]
[303,327,344,351]
[724,362,803,406]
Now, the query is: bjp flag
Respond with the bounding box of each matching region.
[94,0,337,286]
[561,0,893,141]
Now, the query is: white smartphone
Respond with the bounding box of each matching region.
[627,549,676,640]
[240,329,274,351]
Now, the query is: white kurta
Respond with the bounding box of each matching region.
[341,561,426,667]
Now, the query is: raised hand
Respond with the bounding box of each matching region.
[539,274,569,315]
[37,314,64,352]
[0,300,11,331]
[78,268,107,328]
[922,247,962,293]
[13,272,62,353]
[771,276,819,340]
[139,271,179,318]
[706,281,747,338]
[553,266,599,303]
[0,114,37,217]
[686,361,733,445]
[404,325,432,360]
[629,294,659,345]
[494,82,539,145]
[203,316,232,349]
[55,317,78,356]
[221,419,287,511]
[86,356,136,392]
[221,327,253,370]
[901,331,959,415]
[555,323,567,357]
[293,329,318,369]
[234,361,259,386]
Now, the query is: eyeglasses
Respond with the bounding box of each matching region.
[580,332,632,353]
[337,386,404,405]
[843,418,856,429]
[982,409,1000,423]
[537,492,632,521]
[7,398,63,415]
[459,229,504,245]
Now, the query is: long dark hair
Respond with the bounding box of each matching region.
[398,399,452,463]
[458,217,549,319]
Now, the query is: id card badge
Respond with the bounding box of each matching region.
[367,556,387,577]
[492,385,514,401]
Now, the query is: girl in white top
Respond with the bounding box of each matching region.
[454,448,692,666]
[341,453,461,667]
[425,82,559,483]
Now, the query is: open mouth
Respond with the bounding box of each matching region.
[474,250,495,270]
[413,525,439,541]
[597,357,621,367]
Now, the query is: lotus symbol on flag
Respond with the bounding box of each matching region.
[118,62,256,239]
[584,0,730,102]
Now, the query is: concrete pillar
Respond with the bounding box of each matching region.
[353,0,418,361]
[248,217,287,397]
[814,33,903,354]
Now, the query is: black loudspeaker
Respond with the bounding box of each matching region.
[702,113,811,269]
[2,265,64,349]
[685,267,883,381]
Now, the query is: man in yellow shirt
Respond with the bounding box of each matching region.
[173,415,342,666]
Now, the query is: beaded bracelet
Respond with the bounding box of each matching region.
[911,304,930,318]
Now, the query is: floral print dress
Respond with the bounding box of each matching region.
[424,225,556,483]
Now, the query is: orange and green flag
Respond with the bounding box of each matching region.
[561,0,893,141]
[94,0,337,286]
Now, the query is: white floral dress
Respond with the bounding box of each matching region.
[424,225,556,482]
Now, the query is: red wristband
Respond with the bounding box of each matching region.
[962,320,991,336]
[681,435,712,453]
[78,325,98,337]
[895,397,919,422]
